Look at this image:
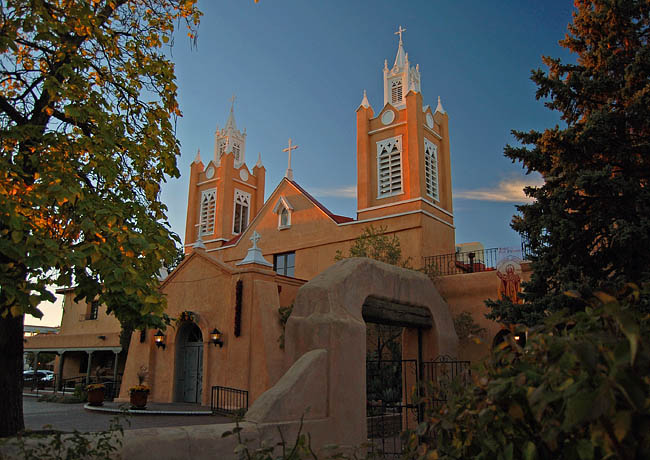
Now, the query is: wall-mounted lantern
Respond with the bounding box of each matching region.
[210,328,224,348]
[154,330,166,350]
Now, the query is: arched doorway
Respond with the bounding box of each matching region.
[174,322,203,403]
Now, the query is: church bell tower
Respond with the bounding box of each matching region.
[356,27,455,253]
[184,100,266,253]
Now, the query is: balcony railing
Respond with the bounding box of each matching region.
[422,248,499,276]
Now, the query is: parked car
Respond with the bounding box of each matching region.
[23,370,54,385]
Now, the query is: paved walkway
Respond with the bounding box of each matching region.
[23,396,233,433]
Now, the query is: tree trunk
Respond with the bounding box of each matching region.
[0,313,25,437]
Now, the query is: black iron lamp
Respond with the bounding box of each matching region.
[210,328,224,347]
[154,330,166,350]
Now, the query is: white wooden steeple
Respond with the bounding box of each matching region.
[383,26,421,109]
[214,96,247,168]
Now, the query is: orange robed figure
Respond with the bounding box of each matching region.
[497,264,522,304]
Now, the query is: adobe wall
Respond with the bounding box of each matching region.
[117,251,304,406]
[434,262,532,362]
[246,258,458,451]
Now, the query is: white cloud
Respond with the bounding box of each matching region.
[455,177,543,203]
[309,185,357,198]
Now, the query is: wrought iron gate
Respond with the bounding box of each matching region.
[366,359,418,457]
[366,356,471,457]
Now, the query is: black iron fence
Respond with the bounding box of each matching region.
[366,356,471,458]
[211,385,248,416]
[422,248,499,276]
[421,356,471,409]
[60,375,122,400]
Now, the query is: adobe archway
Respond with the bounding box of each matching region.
[247,258,458,451]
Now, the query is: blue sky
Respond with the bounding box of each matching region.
[31,0,576,326]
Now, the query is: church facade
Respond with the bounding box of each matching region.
[26,33,527,408]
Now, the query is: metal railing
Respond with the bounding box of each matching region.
[420,356,471,409]
[210,385,248,416]
[60,375,122,400]
[422,248,499,276]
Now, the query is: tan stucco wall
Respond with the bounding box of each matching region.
[117,250,305,406]
[435,262,532,362]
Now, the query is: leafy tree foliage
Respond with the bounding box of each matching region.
[406,287,650,460]
[488,0,650,326]
[0,0,201,436]
[334,224,411,268]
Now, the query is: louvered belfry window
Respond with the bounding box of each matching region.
[377,136,403,198]
[424,138,439,201]
[199,189,216,236]
[233,189,250,234]
[391,80,403,105]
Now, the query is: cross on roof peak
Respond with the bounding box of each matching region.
[282,138,299,181]
[395,25,406,43]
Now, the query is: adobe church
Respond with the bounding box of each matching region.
[112,32,528,406]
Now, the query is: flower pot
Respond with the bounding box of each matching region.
[130,390,148,409]
[87,388,105,407]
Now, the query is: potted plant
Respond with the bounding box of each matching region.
[86,383,106,406]
[129,366,150,409]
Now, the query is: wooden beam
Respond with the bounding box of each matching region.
[362,296,432,329]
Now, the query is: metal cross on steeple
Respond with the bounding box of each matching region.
[395,25,406,43]
[282,138,298,181]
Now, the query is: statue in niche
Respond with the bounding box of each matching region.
[497,258,523,304]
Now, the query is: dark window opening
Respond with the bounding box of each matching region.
[273,252,295,277]
[88,301,99,320]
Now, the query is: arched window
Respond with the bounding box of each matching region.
[377,136,403,198]
[273,196,293,229]
[233,189,250,234]
[280,208,289,227]
[424,138,439,201]
[199,189,216,235]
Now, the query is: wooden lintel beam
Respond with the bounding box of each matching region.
[362,296,432,329]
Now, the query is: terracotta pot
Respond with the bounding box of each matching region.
[87,388,105,407]
[130,390,148,409]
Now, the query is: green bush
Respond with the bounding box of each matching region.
[73,383,87,402]
[405,287,650,459]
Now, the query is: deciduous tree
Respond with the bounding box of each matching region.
[0,0,201,436]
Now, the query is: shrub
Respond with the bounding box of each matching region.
[405,286,650,459]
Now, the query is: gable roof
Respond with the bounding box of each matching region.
[159,249,235,290]
[288,180,354,224]
[215,177,354,251]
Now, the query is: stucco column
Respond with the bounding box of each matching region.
[85,350,93,384]
[57,351,65,392]
[112,352,119,382]
[33,351,40,391]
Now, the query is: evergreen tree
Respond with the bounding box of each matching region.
[488,0,650,326]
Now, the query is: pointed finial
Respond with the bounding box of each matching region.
[193,231,206,250]
[236,230,273,267]
[225,95,237,131]
[360,90,370,109]
[384,59,388,71]
[255,152,263,168]
[436,96,446,114]
[193,148,202,164]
